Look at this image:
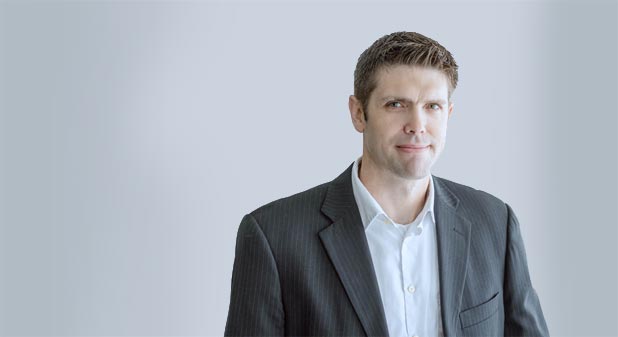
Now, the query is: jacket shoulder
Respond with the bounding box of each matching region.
[247,181,331,229]
[433,175,509,218]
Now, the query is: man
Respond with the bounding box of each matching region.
[225,32,549,337]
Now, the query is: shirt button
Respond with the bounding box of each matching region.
[407,286,416,293]
[415,226,423,235]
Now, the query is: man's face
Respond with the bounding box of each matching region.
[349,64,453,180]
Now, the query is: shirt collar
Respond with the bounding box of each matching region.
[350,156,436,230]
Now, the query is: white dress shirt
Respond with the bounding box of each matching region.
[351,156,444,337]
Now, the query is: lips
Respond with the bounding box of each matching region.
[397,145,429,149]
[396,144,429,153]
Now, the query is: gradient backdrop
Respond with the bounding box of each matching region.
[1,1,617,336]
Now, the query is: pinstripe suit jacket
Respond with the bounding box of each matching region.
[225,163,549,336]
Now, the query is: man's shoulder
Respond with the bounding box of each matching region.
[433,175,508,216]
[249,180,331,223]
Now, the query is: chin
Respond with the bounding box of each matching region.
[396,168,429,180]
[410,173,430,180]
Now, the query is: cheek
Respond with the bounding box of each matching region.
[367,116,408,143]
[369,121,395,139]
[433,118,449,137]
[437,124,449,148]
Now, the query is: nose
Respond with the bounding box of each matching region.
[403,107,426,134]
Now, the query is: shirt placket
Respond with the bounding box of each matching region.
[401,230,422,337]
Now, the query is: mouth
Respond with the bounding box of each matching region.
[396,145,430,153]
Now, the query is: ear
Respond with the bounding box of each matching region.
[349,95,366,133]
[447,101,454,119]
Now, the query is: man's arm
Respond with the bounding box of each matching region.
[503,203,550,336]
[225,213,285,336]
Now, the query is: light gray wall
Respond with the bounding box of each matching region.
[1,1,616,336]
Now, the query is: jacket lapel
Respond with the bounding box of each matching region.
[432,176,472,336]
[319,163,390,337]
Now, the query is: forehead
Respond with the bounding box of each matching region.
[371,64,449,101]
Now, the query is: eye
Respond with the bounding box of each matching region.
[387,101,403,108]
[428,103,441,110]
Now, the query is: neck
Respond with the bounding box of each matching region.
[358,156,430,224]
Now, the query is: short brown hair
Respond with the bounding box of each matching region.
[353,31,458,120]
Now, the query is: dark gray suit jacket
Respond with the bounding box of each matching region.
[225,163,549,336]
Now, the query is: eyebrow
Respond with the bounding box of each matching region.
[380,96,448,105]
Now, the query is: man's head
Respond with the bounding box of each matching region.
[349,32,458,180]
[353,31,458,120]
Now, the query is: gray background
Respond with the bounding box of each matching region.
[1,0,617,336]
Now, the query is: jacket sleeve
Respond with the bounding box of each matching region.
[224,213,285,336]
[503,203,550,336]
